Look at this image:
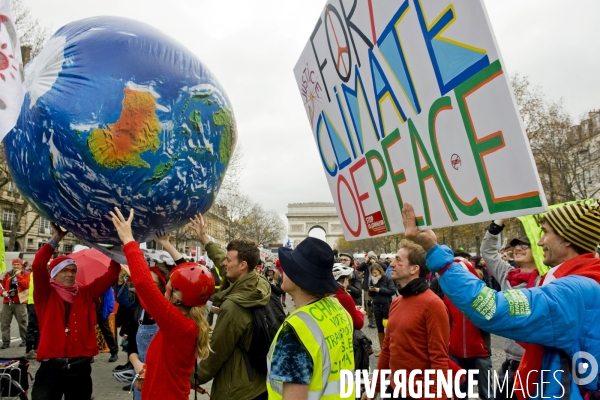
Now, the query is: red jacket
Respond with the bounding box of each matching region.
[335,286,364,330]
[443,260,489,359]
[123,241,199,400]
[375,289,450,399]
[1,270,30,304]
[444,298,490,358]
[33,244,120,360]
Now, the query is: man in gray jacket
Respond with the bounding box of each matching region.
[480,219,542,399]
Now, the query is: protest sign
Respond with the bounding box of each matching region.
[0,0,24,140]
[294,0,548,240]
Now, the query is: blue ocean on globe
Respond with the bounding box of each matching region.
[3,16,236,245]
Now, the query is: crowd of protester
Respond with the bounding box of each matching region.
[0,199,598,399]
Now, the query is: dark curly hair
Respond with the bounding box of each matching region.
[227,239,260,270]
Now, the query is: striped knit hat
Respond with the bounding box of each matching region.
[544,200,600,253]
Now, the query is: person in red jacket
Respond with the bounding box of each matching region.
[444,258,493,400]
[364,239,449,399]
[1,258,30,349]
[31,223,120,400]
[332,263,366,329]
[110,207,214,400]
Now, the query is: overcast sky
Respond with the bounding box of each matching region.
[21,0,600,225]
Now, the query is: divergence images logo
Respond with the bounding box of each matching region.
[572,351,598,386]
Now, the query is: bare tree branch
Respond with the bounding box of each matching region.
[10,0,51,57]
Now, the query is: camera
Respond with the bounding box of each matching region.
[7,288,16,298]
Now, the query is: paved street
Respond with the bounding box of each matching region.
[0,295,505,399]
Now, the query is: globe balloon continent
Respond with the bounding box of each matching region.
[3,16,237,244]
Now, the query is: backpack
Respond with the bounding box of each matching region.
[353,329,373,370]
[240,293,286,381]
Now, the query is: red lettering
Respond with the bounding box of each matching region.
[337,174,361,237]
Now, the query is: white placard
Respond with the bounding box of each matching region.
[294,0,547,240]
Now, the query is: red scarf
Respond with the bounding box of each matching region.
[515,254,600,400]
[506,269,539,289]
[50,280,79,304]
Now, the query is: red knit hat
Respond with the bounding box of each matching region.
[12,259,23,265]
[49,256,77,278]
[49,256,72,269]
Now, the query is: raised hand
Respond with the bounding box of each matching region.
[50,222,69,243]
[109,207,135,245]
[154,230,170,246]
[189,213,211,245]
[402,202,438,251]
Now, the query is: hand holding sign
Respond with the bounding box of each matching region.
[402,203,437,252]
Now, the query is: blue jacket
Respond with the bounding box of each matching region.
[427,244,600,399]
[98,287,115,321]
[114,282,138,309]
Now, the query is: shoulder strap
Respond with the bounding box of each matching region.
[237,305,256,382]
[239,344,255,382]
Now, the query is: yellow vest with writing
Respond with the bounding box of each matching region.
[267,296,355,400]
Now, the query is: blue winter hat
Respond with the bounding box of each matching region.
[278,237,337,294]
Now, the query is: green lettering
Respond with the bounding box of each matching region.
[381,128,408,219]
[454,60,542,213]
[316,301,331,318]
[428,96,483,216]
[324,335,334,348]
[308,305,325,322]
[408,119,458,225]
[331,360,339,374]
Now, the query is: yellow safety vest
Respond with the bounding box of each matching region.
[28,272,34,304]
[267,297,355,400]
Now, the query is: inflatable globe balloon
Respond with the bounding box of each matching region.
[3,16,236,244]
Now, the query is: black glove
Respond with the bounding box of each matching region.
[488,221,505,235]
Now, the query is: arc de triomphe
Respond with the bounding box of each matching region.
[286,203,343,248]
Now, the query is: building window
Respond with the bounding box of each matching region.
[2,209,17,231]
[63,244,73,253]
[38,242,45,249]
[593,112,600,128]
[39,218,52,235]
[7,181,16,192]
